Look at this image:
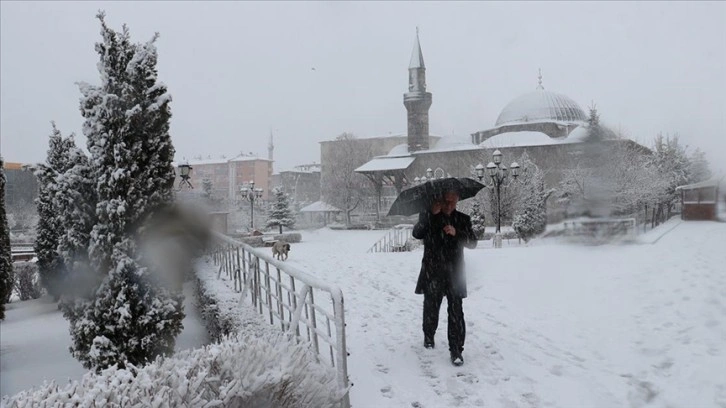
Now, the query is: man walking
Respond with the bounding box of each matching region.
[412,190,478,366]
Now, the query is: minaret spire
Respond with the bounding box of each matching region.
[537,68,544,90]
[268,129,274,162]
[409,27,425,70]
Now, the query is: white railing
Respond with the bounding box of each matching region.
[562,217,637,242]
[367,226,420,253]
[210,232,350,408]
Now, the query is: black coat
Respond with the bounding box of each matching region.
[412,209,477,298]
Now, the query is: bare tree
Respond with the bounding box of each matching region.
[321,133,375,225]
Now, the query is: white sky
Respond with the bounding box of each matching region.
[1,1,725,174]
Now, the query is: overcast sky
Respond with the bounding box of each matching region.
[2,1,725,173]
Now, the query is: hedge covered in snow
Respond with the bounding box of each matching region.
[194,257,267,342]
[2,331,345,408]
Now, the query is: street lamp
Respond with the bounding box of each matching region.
[475,150,519,248]
[240,180,264,230]
[177,162,193,190]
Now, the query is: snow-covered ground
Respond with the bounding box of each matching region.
[0,282,209,397]
[282,222,726,408]
[2,220,725,407]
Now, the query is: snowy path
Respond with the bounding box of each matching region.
[0,281,210,397]
[286,223,726,408]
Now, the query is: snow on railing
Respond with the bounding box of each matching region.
[210,232,351,408]
[562,217,637,242]
[367,225,420,253]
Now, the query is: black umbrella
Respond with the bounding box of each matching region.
[387,177,486,216]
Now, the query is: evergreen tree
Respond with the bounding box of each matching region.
[201,177,213,202]
[469,200,486,239]
[584,103,605,143]
[33,123,74,300]
[65,12,183,372]
[511,152,550,242]
[0,157,14,319]
[54,140,97,298]
[266,187,296,234]
[688,148,711,184]
[201,177,222,208]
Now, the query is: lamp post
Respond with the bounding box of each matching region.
[411,167,444,186]
[177,162,193,190]
[475,150,519,248]
[240,180,264,230]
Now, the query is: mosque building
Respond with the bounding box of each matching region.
[319,30,647,222]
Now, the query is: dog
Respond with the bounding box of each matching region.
[272,240,291,261]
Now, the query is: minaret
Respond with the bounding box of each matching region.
[268,130,274,161]
[403,27,432,152]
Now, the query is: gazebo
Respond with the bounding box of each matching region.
[299,201,343,225]
[675,178,723,221]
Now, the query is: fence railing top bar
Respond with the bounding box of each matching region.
[213,231,344,303]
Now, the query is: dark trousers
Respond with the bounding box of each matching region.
[423,286,465,354]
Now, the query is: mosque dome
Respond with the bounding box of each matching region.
[494,72,587,127]
[495,88,587,127]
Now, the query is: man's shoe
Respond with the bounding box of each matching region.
[451,352,464,366]
[424,336,435,349]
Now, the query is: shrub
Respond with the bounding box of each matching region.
[13,261,42,301]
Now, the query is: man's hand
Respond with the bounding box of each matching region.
[431,201,442,215]
[443,225,456,236]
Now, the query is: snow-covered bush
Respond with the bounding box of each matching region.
[195,267,245,341]
[2,331,345,408]
[13,261,42,301]
[0,157,13,317]
[274,232,302,244]
[469,200,486,239]
[511,152,551,242]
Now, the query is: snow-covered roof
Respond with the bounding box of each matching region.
[355,156,415,173]
[675,177,724,191]
[479,130,587,149]
[229,154,272,162]
[173,154,272,166]
[386,144,410,157]
[563,125,589,142]
[495,88,587,127]
[479,131,576,149]
[173,158,228,166]
[422,135,479,153]
[299,201,343,213]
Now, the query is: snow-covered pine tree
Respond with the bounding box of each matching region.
[688,148,711,184]
[33,123,75,300]
[511,152,550,242]
[53,139,97,299]
[0,156,14,319]
[66,12,183,371]
[266,187,296,234]
[469,200,486,239]
[202,177,213,201]
[584,103,605,143]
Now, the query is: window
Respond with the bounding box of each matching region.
[699,187,716,203]
[684,189,699,203]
